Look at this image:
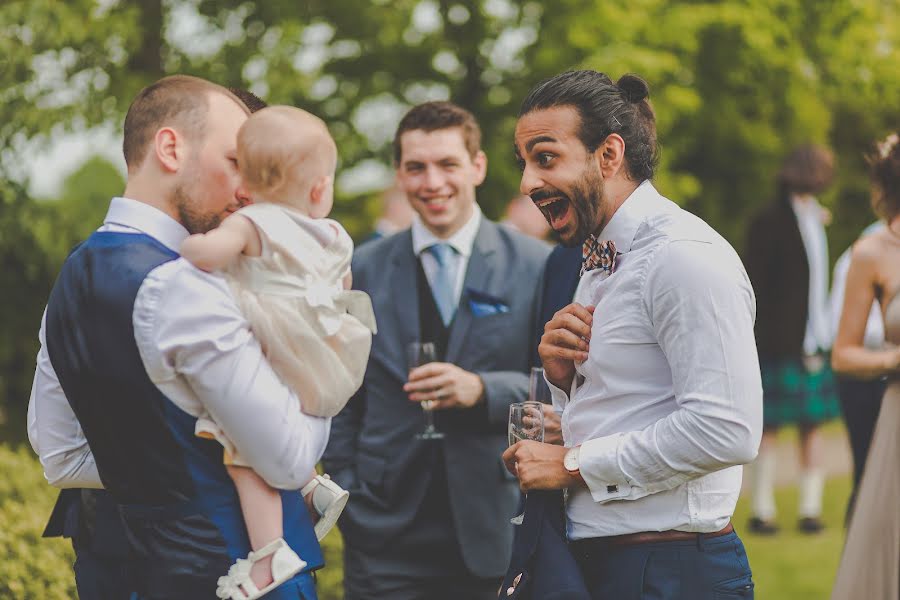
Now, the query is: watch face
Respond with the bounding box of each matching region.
[564,447,579,471]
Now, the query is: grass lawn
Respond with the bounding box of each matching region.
[733,474,850,600]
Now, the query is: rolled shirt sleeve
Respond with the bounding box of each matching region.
[135,259,330,491]
[578,240,762,503]
[27,311,102,489]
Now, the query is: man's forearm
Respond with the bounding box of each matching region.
[579,406,759,503]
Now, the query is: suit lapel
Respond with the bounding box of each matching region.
[445,220,499,364]
[376,232,420,382]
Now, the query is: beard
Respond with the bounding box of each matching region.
[532,160,606,247]
[172,178,224,235]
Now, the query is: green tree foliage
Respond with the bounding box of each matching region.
[0,184,56,442]
[0,1,143,173]
[0,158,124,439]
[533,0,900,253]
[4,0,899,242]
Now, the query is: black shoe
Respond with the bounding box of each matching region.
[747,516,779,535]
[798,517,825,534]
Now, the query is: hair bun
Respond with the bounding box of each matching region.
[617,74,650,103]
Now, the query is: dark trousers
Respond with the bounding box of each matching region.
[837,376,884,517]
[343,455,500,600]
[570,531,753,600]
[343,555,499,600]
[72,539,135,600]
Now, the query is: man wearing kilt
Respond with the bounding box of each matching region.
[745,144,841,535]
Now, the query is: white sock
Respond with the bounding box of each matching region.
[751,448,777,520]
[798,469,825,518]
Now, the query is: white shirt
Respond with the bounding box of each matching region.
[830,222,885,350]
[411,205,482,305]
[791,196,832,354]
[27,197,330,490]
[549,181,762,539]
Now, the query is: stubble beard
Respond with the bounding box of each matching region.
[563,163,606,247]
[172,177,223,235]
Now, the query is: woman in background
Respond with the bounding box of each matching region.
[830,132,900,600]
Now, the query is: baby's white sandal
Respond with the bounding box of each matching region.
[214,538,306,600]
[302,474,350,541]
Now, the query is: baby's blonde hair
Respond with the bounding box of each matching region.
[236,105,336,207]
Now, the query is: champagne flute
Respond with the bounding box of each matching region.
[407,342,444,440]
[529,367,552,405]
[508,400,544,524]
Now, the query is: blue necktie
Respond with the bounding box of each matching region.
[426,243,458,326]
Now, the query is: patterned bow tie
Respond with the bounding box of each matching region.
[581,236,620,277]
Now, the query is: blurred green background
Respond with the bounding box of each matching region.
[2,0,898,598]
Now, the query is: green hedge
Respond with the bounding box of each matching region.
[0,445,345,599]
[0,445,76,599]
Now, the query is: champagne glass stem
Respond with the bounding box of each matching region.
[423,403,436,434]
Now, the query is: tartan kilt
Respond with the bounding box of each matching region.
[760,356,840,427]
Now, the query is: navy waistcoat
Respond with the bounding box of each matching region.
[45,231,322,598]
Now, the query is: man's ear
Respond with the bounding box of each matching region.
[595,133,626,180]
[154,127,185,173]
[309,174,333,204]
[472,150,488,186]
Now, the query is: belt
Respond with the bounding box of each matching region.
[571,522,734,552]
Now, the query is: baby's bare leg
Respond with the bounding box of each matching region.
[227,464,283,590]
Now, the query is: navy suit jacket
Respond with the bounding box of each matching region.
[531,245,583,367]
[323,219,550,578]
[505,244,589,599]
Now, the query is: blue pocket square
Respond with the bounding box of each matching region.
[467,288,510,317]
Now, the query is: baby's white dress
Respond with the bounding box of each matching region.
[195,203,376,464]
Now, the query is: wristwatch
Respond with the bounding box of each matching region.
[564,445,581,477]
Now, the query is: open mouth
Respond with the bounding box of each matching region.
[534,196,571,229]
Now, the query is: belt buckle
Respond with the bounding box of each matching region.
[802,353,825,374]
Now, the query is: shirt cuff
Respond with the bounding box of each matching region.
[545,372,582,413]
[580,434,634,503]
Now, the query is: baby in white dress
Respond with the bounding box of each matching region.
[181,106,375,600]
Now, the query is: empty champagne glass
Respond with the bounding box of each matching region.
[508,400,544,524]
[407,341,444,440]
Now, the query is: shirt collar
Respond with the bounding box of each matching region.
[411,204,483,258]
[596,179,658,253]
[790,195,824,222]
[103,197,190,253]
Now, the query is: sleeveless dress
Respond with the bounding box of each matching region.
[195,203,377,465]
[830,292,900,600]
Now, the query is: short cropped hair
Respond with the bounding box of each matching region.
[229,88,268,113]
[122,75,243,170]
[393,101,481,165]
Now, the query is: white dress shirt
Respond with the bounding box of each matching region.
[411,205,482,306]
[550,181,763,539]
[28,197,330,490]
[791,196,832,354]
